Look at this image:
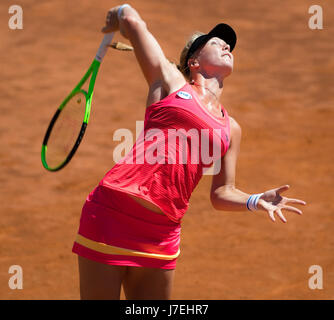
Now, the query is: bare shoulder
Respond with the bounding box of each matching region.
[229,116,241,133]
[228,116,242,146]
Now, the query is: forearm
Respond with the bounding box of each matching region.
[211,185,256,212]
[111,4,175,86]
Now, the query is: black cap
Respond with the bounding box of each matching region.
[183,23,237,73]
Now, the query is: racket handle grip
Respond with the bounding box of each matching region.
[95,32,115,62]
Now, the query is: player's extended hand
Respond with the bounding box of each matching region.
[257,185,306,223]
[101,6,121,33]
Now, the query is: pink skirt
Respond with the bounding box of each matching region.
[72,185,181,269]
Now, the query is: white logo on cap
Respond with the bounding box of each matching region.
[176,91,192,100]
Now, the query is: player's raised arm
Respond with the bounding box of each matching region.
[101,4,185,91]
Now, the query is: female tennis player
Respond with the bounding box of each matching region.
[72,4,306,300]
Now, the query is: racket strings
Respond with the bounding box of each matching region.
[46,92,86,168]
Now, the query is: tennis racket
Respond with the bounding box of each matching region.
[41,33,133,172]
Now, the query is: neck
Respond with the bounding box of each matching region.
[191,81,219,101]
[190,79,223,105]
[190,77,223,97]
[190,80,223,113]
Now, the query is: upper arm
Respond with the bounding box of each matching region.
[119,9,185,93]
[210,117,242,198]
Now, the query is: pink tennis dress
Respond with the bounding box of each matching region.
[72,82,231,269]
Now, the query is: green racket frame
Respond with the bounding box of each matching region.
[41,33,114,171]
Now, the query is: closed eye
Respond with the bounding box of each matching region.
[209,39,226,48]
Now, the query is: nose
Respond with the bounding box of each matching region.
[223,43,230,52]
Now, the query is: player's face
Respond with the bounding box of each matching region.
[196,37,234,78]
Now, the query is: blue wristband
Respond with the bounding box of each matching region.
[246,196,252,211]
[247,193,264,211]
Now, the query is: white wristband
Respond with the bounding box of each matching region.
[117,4,131,20]
[246,193,264,211]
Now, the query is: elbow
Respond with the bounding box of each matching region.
[210,194,229,212]
[210,185,234,211]
[211,196,225,211]
[210,191,222,211]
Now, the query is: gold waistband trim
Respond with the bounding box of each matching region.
[75,234,180,260]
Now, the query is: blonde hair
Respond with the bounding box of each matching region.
[178,31,205,80]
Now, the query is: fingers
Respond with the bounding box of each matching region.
[263,186,306,223]
[276,209,287,223]
[102,7,119,33]
[106,11,112,23]
[286,198,307,206]
[282,205,303,215]
[268,210,276,222]
[101,16,111,33]
[268,209,286,223]
[275,184,290,194]
[274,186,307,205]
[268,206,302,223]
[103,10,113,28]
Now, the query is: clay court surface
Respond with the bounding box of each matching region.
[1,0,333,299]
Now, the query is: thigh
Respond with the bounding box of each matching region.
[123,266,175,300]
[78,256,127,300]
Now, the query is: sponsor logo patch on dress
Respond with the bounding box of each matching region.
[176,91,192,100]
